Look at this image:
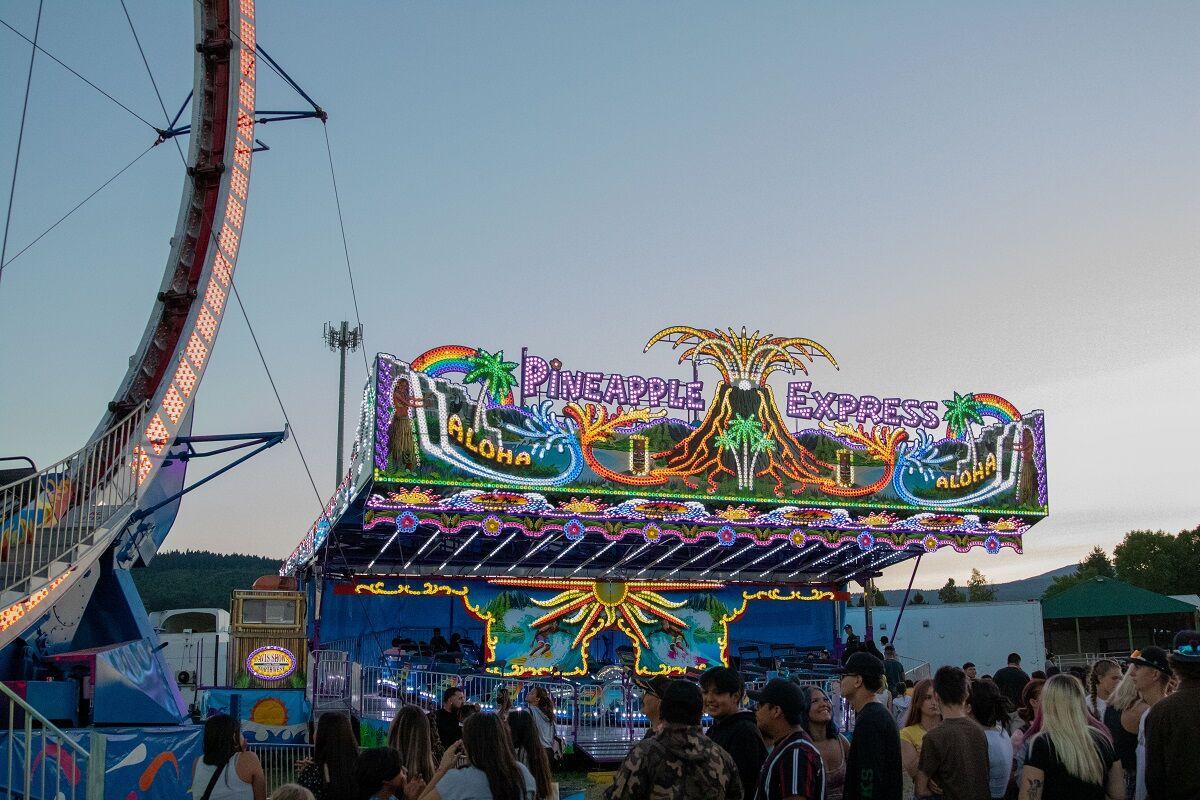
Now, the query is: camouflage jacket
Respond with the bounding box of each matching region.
[606,723,743,800]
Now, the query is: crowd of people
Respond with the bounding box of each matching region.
[607,629,1199,800]
[188,682,559,800]
[187,629,1199,800]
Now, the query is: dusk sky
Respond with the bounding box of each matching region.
[1,2,1197,590]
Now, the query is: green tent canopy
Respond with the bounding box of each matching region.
[1042,576,1196,620]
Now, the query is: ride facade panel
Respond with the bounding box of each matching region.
[286,326,1048,678]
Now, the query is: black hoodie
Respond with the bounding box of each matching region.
[707,710,767,800]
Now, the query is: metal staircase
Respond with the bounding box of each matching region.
[0,406,146,610]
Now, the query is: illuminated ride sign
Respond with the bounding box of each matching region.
[246,645,297,681]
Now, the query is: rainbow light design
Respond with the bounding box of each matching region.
[411,345,516,406]
[945,393,1020,440]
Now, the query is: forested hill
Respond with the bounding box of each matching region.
[131,550,279,611]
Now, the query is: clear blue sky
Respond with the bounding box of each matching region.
[1,1,1197,589]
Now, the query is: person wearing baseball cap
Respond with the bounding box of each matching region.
[633,676,673,738]
[1143,631,1200,800]
[747,679,825,800]
[1123,646,1172,800]
[839,652,902,800]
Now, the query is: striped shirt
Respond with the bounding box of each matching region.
[755,729,826,800]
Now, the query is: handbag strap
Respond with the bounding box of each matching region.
[199,755,233,800]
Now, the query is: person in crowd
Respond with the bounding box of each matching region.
[1101,666,1139,799]
[429,629,450,654]
[1032,671,1047,681]
[839,652,902,800]
[389,704,436,785]
[448,633,462,653]
[385,638,405,657]
[994,653,1031,713]
[507,710,555,800]
[1046,665,1062,678]
[495,687,513,724]
[1018,674,1122,800]
[800,685,850,800]
[890,679,914,729]
[1143,630,1200,800]
[461,704,481,720]
[634,676,673,738]
[270,785,315,800]
[916,666,990,800]
[963,662,978,680]
[357,747,423,800]
[1086,660,1122,720]
[883,646,906,698]
[606,679,743,800]
[701,666,767,800]
[968,679,1013,800]
[190,714,267,800]
[749,678,825,800]
[419,713,536,800]
[900,678,940,782]
[527,687,558,765]
[435,687,466,750]
[1011,679,1046,776]
[297,712,360,800]
[1125,648,1172,800]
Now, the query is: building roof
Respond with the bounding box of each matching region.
[1041,577,1197,620]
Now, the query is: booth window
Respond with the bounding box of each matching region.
[161,611,219,633]
[240,599,296,625]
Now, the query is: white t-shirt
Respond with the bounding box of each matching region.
[1134,709,1148,800]
[984,725,1013,799]
[530,707,556,748]
[190,754,254,800]
[436,763,538,800]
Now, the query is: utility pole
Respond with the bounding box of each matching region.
[324,321,362,486]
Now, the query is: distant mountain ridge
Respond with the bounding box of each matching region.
[879,564,1077,606]
[132,550,279,611]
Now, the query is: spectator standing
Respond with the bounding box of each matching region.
[1125,648,1171,800]
[1101,668,1139,799]
[1011,679,1046,777]
[839,652,902,800]
[270,786,315,800]
[429,629,450,654]
[1086,660,1121,720]
[900,678,940,782]
[1143,630,1200,800]
[890,680,914,729]
[507,711,555,800]
[495,688,513,725]
[527,687,558,765]
[357,747,422,800]
[606,679,743,800]
[633,676,673,738]
[800,685,850,800]
[1018,674,1122,800]
[916,666,990,800]
[994,653,1031,714]
[702,666,768,800]
[190,714,267,800]
[968,679,1013,800]
[420,713,537,800]
[748,679,824,800]
[963,663,978,681]
[435,687,466,750]
[883,646,906,698]
[388,704,436,785]
[297,712,359,800]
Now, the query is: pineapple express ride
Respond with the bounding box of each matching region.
[284,326,1048,678]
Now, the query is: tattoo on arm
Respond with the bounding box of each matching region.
[1027,778,1043,800]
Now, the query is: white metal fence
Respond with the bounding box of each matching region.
[248,743,313,794]
[0,681,103,800]
[0,405,146,599]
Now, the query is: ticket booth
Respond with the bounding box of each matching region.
[229,577,308,688]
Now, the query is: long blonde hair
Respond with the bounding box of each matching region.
[387,704,435,783]
[1033,675,1105,785]
[1106,665,1140,712]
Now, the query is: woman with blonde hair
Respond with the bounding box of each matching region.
[899,678,939,781]
[388,704,436,784]
[1019,674,1122,800]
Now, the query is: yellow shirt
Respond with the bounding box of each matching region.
[900,724,926,752]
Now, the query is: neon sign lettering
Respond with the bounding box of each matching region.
[446,415,533,467]
[521,353,704,411]
[786,381,941,429]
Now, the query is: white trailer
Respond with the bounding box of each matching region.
[149,608,231,704]
[845,600,1045,677]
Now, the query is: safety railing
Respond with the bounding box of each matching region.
[1055,651,1130,669]
[0,404,146,599]
[0,680,104,800]
[248,743,313,794]
[902,660,931,682]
